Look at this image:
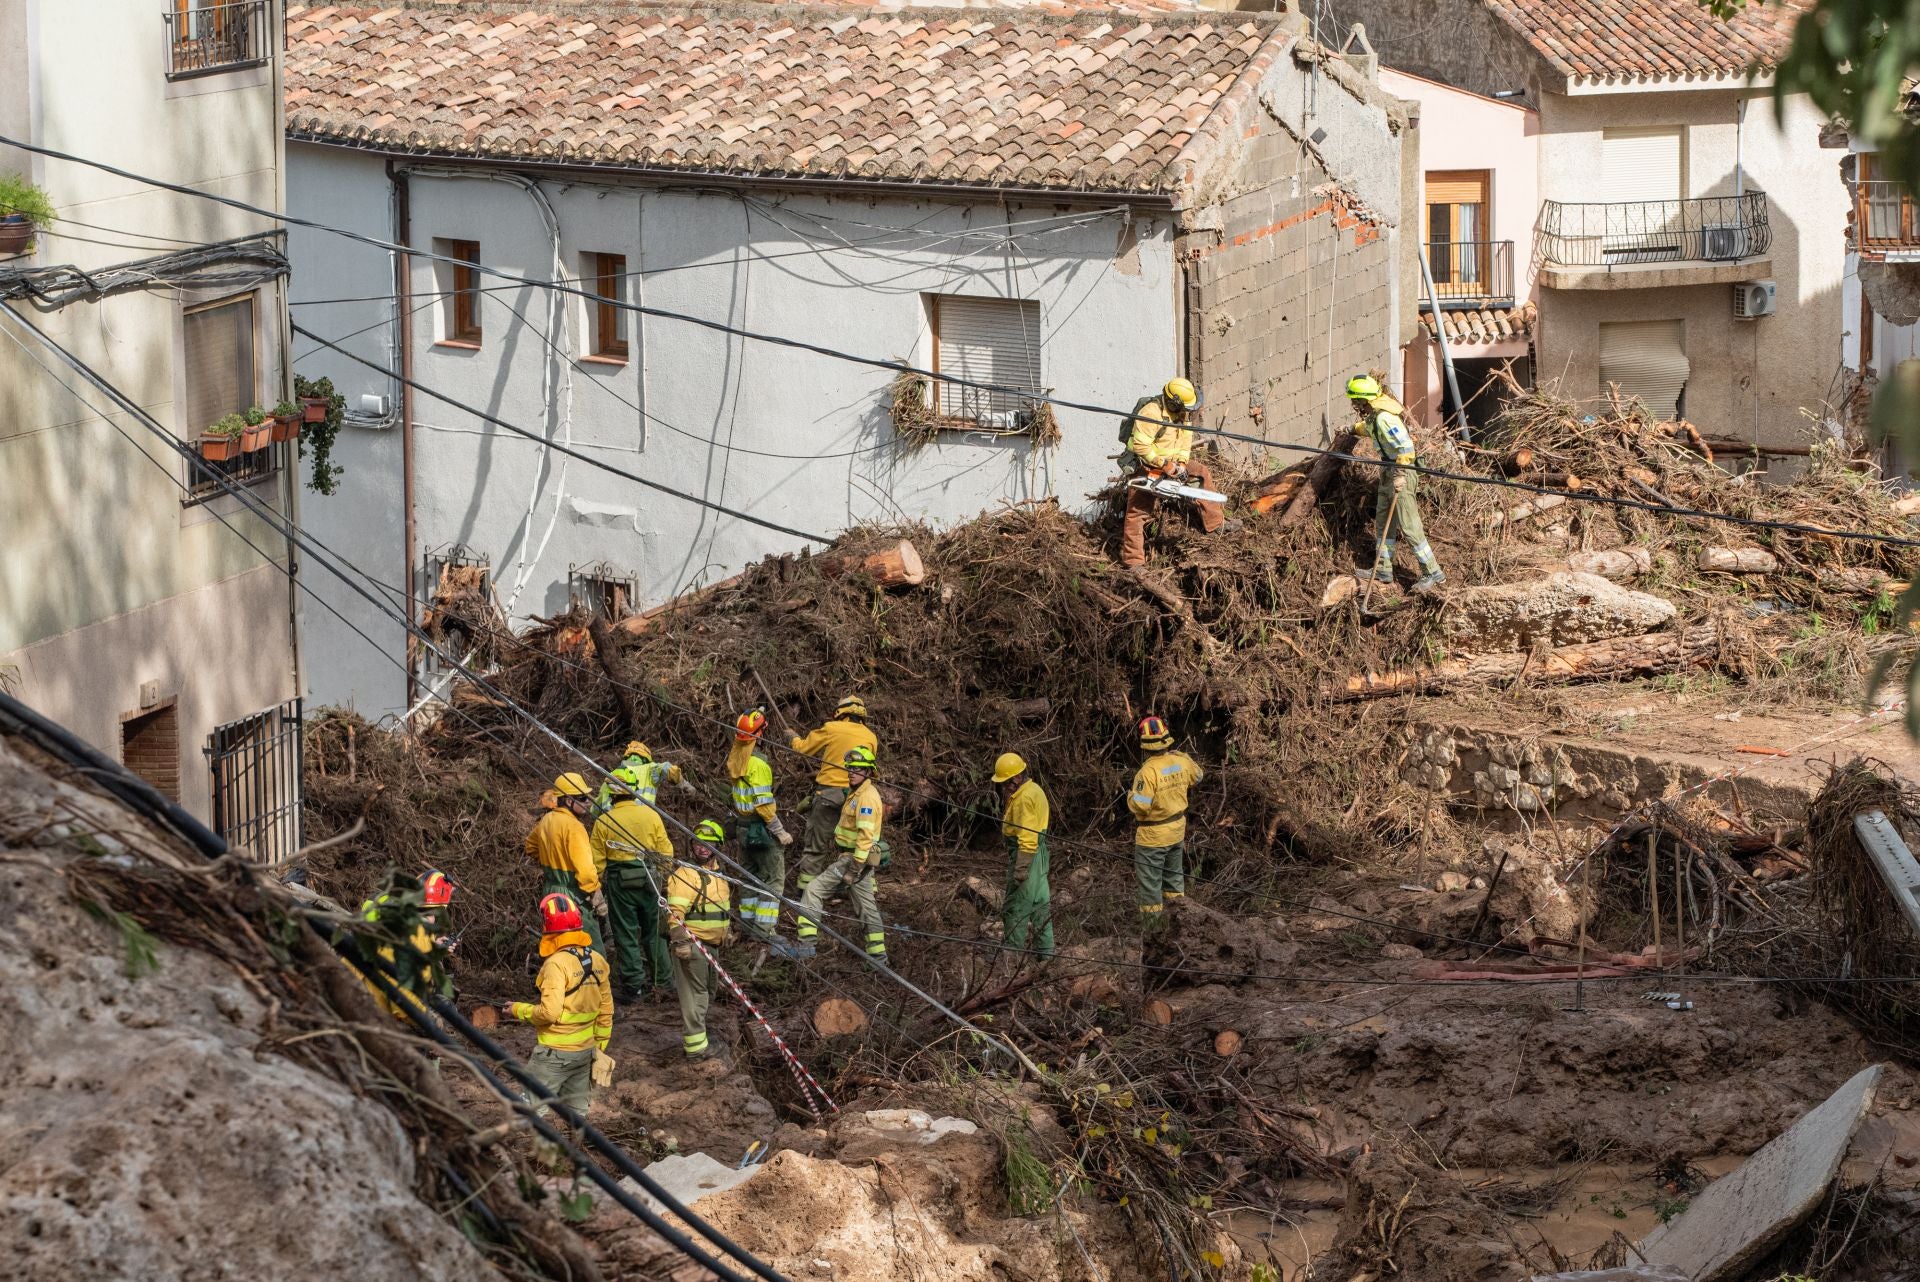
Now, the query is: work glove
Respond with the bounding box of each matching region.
[796,793,814,815]
[671,939,694,961]
[765,814,791,844]
[591,1049,616,1088]
[776,830,794,848]
[830,853,860,879]
[680,778,698,796]
[590,890,609,917]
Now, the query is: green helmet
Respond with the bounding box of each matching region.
[608,764,642,794]
[843,745,878,773]
[694,818,727,845]
[1346,373,1384,401]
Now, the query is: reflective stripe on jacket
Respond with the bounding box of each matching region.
[1127,398,1193,470]
[1001,779,1049,857]
[790,719,878,788]
[589,799,672,876]
[1129,750,1202,847]
[525,808,601,894]
[1359,396,1416,465]
[511,933,612,1052]
[666,864,732,943]
[727,741,778,819]
[834,780,885,862]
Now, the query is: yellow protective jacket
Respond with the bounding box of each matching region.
[1358,394,1417,465]
[590,799,672,878]
[525,807,601,895]
[354,893,441,1023]
[1002,779,1049,863]
[1127,398,1194,471]
[791,719,878,789]
[726,741,779,821]
[834,779,885,862]
[510,930,613,1053]
[1129,750,1202,848]
[666,864,732,943]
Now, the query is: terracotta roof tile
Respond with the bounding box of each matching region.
[1420,303,1536,345]
[1483,0,1807,81]
[286,3,1285,192]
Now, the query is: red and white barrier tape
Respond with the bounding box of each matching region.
[691,936,840,1122]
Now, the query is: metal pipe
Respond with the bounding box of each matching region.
[1418,247,1470,441]
[388,159,418,710]
[1735,98,1746,199]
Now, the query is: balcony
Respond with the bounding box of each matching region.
[1853,180,1920,260]
[1423,240,1515,307]
[163,1,269,80]
[1535,194,1772,290]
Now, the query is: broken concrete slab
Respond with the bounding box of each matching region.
[1438,571,1676,650]
[1634,1063,1884,1282]
[624,1151,764,1214]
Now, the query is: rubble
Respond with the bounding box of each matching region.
[1437,571,1676,650]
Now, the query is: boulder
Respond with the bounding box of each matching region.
[1438,571,1676,651]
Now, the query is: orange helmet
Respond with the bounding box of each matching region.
[735,707,768,742]
[420,869,454,908]
[1138,715,1173,749]
[539,892,584,935]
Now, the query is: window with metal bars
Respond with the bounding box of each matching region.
[926,294,1044,431]
[183,292,279,502]
[206,700,303,863]
[570,562,636,620]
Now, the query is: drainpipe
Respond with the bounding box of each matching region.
[1735,99,1746,198]
[388,158,418,710]
[272,1,303,720]
[1419,247,1470,441]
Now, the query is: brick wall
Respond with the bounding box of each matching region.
[121,702,182,802]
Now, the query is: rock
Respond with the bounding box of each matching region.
[1437,571,1676,650]
[1381,943,1424,961]
[1434,871,1471,893]
[1567,548,1653,580]
[813,998,869,1038]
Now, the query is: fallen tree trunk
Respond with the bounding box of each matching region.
[1326,624,1722,701]
[1275,429,1358,528]
[819,538,925,587]
[1488,492,1566,531]
[1698,546,1779,574]
[616,572,743,635]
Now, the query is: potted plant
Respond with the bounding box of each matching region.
[241,406,271,453]
[270,399,300,443]
[300,389,329,423]
[294,373,346,495]
[0,172,53,256]
[202,414,246,462]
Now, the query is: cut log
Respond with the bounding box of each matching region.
[1501,447,1535,476]
[1568,548,1653,580]
[1521,471,1584,491]
[1213,1030,1244,1057]
[1816,567,1908,596]
[469,1005,500,1031]
[1326,624,1723,701]
[813,997,869,1038]
[1488,492,1566,531]
[1698,546,1779,574]
[820,539,925,588]
[1143,998,1176,1025]
[616,572,744,636]
[1275,429,1359,528]
[1320,574,1362,609]
[1248,471,1308,515]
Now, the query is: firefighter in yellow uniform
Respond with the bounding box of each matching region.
[510,892,614,1118]
[728,708,795,940]
[993,753,1054,957]
[795,746,886,960]
[597,739,697,811]
[1347,372,1445,595]
[588,765,674,1003]
[1120,377,1231,567]
[524,772,604,953]
[355,869,455,1022]
[666,820,734,1058]
[1128,716,1203,931]
[789,695,878,907]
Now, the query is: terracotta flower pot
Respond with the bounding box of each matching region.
[201,433,241,462]
[241,423,271,453]
[271,412,300,443]
[0,216,32,256]
[301,395,328,424]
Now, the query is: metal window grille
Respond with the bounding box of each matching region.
[163,1,269,79]
[1422,240,1515,306]
[569,562,636,620]
[206,699,303,863]
[928,294,1044,430]
[186,440,284,503]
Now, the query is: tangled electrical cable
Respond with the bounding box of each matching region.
[0,232,288,308]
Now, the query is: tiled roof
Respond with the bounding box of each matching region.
[1483,0,1806,81]
[1420,303,1535,345]
[284,4,1290,194]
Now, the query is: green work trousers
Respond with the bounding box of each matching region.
[738,816,786,936]
[797,853,885,956]
[670,943,715,1056]
[1372,467,1440,578]
[795,786,848,892]
[1134,840,1187,930]
[1003,835,1055,958]
[603,861,671,995]
[524,1044,594,1119]
[538,867,604,954]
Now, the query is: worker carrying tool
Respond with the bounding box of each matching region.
[789,695,878,909]
[509,891,614,1119]
[994,752,1055,958]
[1128,716,1202,931]
[1346,373,1446,596]
[354,869,455,1022]
[794,745,887,960]
[1120,377,1237,568]
[525,772,605,953]
[666,820,734,1059]
[588,764,675,1005]
[598,739,696,810]
[728,707,795,941]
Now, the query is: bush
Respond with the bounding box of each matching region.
[0,171,54,228]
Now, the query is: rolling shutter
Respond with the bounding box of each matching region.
[933,295,1042,423]
[1599,319,1689,420]
[1601,127,1684,203]
[1425,170,1489,207]
[183,295,257,431]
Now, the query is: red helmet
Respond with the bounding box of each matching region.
[539,892,584,935]
[420,869,454,908]
[735,707,767,742]
[1138,715,1173,749]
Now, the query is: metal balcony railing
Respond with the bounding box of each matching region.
[1423,240,1515,305]
[163,1,269,79]
[1854,179,1920,249]
[1536,194,1771,268]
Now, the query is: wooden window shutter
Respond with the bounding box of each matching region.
[1599,319,1689,420]
[183,296,256,431]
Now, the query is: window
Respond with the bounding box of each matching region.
[122,701,181,802]
[206,700,304,863]
[1599,319,1689,420]
[1426,170,1490,290]
[183,293,277,501]
[164,1,269,79]
[927,294,1044,428]
[571,562,636,620]
[584,252,630,361]
[1601,126,1685,203]
[420,546,494,674]
[436,238,483,346]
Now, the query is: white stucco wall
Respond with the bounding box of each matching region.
[1533,89,1848,444]
[287,144,1180,715]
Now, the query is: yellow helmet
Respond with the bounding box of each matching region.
[992,752,1028,784]
[622,740,653,762]
[1138,715,1173,750]
[1346,373,1384,402]
[552,771,593,798]
[1163,378,1202,411]
[836,695,868,721]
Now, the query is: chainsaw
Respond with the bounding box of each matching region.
[1125,473,1227,504]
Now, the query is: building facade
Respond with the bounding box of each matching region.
[284,4,1416,716]
[0,0,302,849]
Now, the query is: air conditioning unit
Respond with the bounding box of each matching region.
[1702,224,1750,261]
[1733,279,1777,320]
